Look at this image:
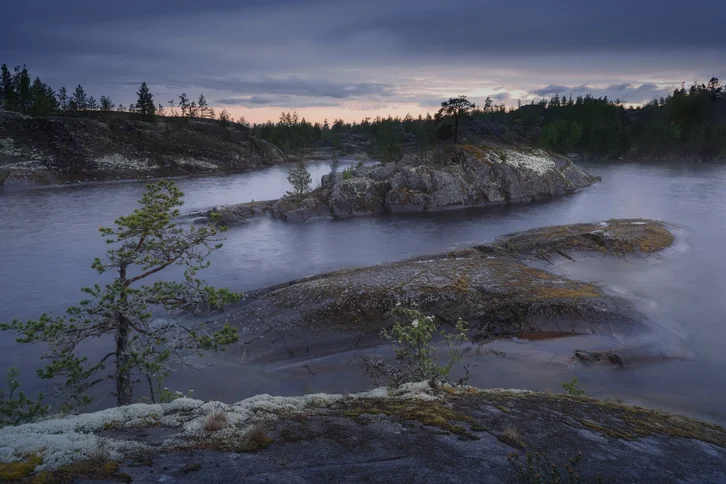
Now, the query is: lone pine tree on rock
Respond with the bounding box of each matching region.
[1,180,241,407]
[287,162,312,195]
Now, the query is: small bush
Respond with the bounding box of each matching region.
[342,167,354,180]
[243,424,275,452]
[0,367,48,428]
[205,410,229,432]
[363,307,469,388]
[562,377,585,396]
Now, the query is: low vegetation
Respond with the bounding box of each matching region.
[363,306,469,387]
[508,450,598,484]
[562,377,586,396]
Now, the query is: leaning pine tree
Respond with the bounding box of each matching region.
[1,180,241,407]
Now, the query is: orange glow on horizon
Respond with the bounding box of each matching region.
[216,103,438,125]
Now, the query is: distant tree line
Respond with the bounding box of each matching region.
[508,78,726,159]
[0,63,238,125]
[253,82,726,161]
[3,63,724,160]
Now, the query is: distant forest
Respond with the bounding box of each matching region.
[2,63,725,160]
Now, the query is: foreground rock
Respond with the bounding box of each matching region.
[228,219,672,363]
[2,383,724,483]
[0,110,286,185]
[212,144,597,224]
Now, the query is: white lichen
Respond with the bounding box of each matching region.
[0,383,443,473]
[177,158,219,170]
[94,154,153,172]
[498,149,557,176]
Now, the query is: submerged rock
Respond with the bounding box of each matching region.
[228,219,672,362]
[489,218,675,259]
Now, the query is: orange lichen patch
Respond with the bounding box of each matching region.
[492,219,675,258]
[451,273,472,293]
[484,259,600,300]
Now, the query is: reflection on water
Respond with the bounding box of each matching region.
[1,159,726,423]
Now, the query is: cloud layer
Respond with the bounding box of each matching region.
[4,0,725,121]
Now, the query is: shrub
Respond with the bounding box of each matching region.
[562,377,585,396]
[0,367,48,427]
[508,450,602,484]
[364,307,469,388]
[205,410,228,432]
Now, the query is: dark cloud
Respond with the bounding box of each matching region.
[530,82,673,103]
[531,85,571,97]
[3,0,725,117]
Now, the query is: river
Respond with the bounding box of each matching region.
[1,159,725,424]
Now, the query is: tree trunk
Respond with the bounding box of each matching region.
[115,263,132,406]
[115,314,132,405]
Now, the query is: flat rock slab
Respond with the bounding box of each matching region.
[228,220,673,363]
[42,390,726,483]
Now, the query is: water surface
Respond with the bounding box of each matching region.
[1,159,725,423]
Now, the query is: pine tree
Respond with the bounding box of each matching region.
[287,162,312,195]
[70,84,88,111]
[30,77,58,116]
[87,96,99,111]
[178,93,190,117]
[135,82,156,118]
[198,95,208,118]
[13,66,32,113]
[57,87,68,110]
[1,181,240,407]
[100,95,115,112]
[0,64,14,109]
[437,96,476,144]
[218,108,231,126]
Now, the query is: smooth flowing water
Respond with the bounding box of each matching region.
[1,159,725,423]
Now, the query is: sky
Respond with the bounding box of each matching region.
[3,0,725,124]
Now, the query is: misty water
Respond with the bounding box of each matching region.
[1,159,725,424]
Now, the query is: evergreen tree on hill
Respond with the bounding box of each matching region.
[135,82,156,119]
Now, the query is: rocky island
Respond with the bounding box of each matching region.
[210,144,598,225]
[0,111,286,186]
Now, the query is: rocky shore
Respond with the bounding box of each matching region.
[2,382,724,483]
[0,110,286,186]
[209,143,598,225]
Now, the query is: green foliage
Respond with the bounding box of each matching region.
[0,367,48,427]
[135,82,156,118]
[287,162,312,195]
[508,450,600,484]
[342,167,354,180]
[437,96,476,144]
[1,180,241,408]
[562,377,585,396]
[365,307,469,387]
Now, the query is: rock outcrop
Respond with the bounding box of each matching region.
[320,145,597,217]
[212,143,597,225]
[2,383,724,483]
[228,220,672,363]
[0,110,286,185]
